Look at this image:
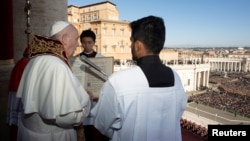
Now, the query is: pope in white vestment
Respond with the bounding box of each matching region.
[16,34,91,141]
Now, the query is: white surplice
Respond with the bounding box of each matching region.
[16,55,91,141]
[91,66,188,141]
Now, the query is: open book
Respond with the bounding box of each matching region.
[70,56,114,99]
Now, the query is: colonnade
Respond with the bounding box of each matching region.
[207,58,250,72]
[162,63,210,92]
[114,61,210,92]
[195,70,210,91]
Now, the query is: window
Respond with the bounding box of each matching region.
[93,13,98,20]
[120,46,124,53]
[120,29,124,36]
[87,14,91,21]
[103,28,107,35]
[103,45,107,53]
[112,45,116,52]
[112,28,116,36]
[82,15,85,22]
[93,28,98,35]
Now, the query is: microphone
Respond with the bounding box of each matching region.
[80,55,109,78]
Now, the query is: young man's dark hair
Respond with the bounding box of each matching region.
[80,29,96,42]
[79,29,103,58]
[130,15,165,54]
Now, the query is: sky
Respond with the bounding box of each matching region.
[68,0,250,48]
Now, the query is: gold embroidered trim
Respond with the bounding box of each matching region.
[28,35,71,67]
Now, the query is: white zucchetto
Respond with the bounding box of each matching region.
[49,21,70,37]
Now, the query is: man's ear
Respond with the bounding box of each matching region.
[135,40,144,52]
[134,40,143,52]
[61,34,68,46]
[134,40,145,57]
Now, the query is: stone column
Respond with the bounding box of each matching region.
[13,0,68,61]
[216,61,218,71]
[238,62,240,72]
[223,62,226,71]
[197,71,200,90]
[206,70,210,87]
[233,62,237,72]
[202,71,206,87]
[227,62,229,71]
[193,67,197,91]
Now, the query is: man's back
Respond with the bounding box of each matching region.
[92,66,187,141]
[91,15,188,141]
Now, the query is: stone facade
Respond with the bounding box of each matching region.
[67,1,183,63]
[13,0,68,62]
[68,1,132,60]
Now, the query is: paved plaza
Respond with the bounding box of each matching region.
[183,102,250,127]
